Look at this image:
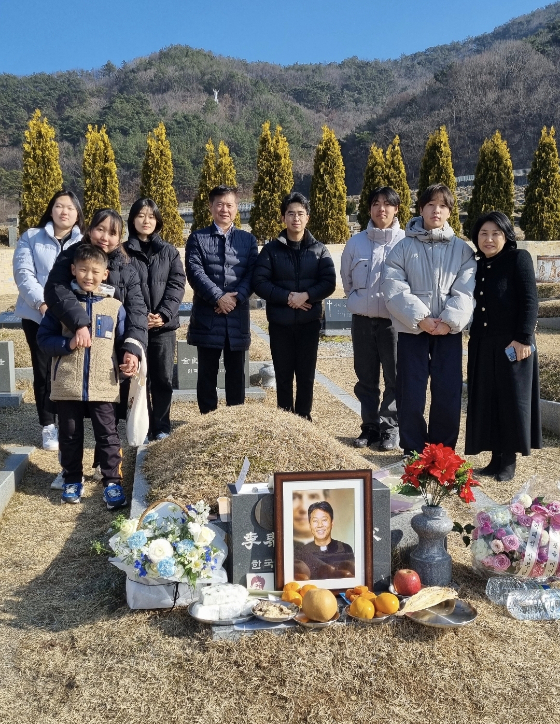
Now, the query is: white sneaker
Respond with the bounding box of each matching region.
[52,472,84,490]
[42,424,59,451]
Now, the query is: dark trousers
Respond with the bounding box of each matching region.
[197,335,245,414]
[58,400,122,486]
[269,319,321,420]
[147,330,175,435]
[396,331,463,455]
[352,315,398,434]
[22,317,56,427]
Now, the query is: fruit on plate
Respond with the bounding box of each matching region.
[349,596,375,620]
[282,590,303,607]
[301,589,338,622]
[374,592,400,615]
[300,584,318,597]
[393,569,422,596]
[345,585,376,602]
[395,586,458,616]
[283,581,301,593]
[360,591,377,602]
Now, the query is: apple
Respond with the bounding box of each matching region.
[393,569,422,596]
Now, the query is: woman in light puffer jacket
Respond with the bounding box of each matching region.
[13,190,85,450]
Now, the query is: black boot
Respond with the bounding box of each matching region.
[479,452,502,476]
[496,452,516,482]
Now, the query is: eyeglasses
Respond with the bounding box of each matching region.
[286,211,307,219]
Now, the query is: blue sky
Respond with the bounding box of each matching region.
[0,0,553,75]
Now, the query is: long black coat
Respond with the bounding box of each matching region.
[185,224,258,350]
[252,230,336,326]
[44,244,148,358]
[124,233,186,335]
[465,247,541,456]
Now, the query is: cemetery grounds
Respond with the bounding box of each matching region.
[0,292,559,723]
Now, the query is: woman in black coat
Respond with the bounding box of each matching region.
[124,198,186,440]
[465,211,541,481]
[253,192,336,420]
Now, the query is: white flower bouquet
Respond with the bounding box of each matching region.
[109,499,228,607]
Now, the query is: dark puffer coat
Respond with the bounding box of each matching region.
[252,230,336,325]
[44,244,148,357]
[186,224,258,350]
[124,233,186,334]
[465,247,541,456]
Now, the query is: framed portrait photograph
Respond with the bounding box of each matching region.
[274,470,373,592]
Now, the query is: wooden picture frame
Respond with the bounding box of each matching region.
[274,470,373,592]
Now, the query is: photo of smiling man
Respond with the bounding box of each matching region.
[296,500,355,580]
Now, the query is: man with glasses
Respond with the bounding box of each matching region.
[253,192,336,420]
[186,185,258,413]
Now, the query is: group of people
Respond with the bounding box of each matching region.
[13,180,541,511]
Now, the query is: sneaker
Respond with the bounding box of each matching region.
[42,424,59,452]
[103,484,127,510]
[92,465,103,481]
[61,481,83,504]
[51,470,84,490]
[155,432,170,441]
[379,431,401,451]
[353,428,380,448]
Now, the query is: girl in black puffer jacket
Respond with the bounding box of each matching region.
[124,199,186,440]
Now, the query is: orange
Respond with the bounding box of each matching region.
[345,588,355,599]
[349,596,375,620]
[281,590,303,607]
[374,592,399,615]
[348,593,360,602]
[283,581,301,592]
[360,591,377,602]
[353,585,369,594]
[300,584,318,597]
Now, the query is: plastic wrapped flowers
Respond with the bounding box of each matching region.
[471,478,560,580]
[109,499,227,588]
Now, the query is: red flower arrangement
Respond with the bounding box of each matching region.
[399,443,479,507]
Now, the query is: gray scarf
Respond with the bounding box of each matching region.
[405,216,455,243]
[366,218,402,245]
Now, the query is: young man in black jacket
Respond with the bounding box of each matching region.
[252,192,336,420]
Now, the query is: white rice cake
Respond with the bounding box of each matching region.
[201,583,249,607]
[191,603,220,620]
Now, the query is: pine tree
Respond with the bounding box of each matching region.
[216,140,241,227]
[308,126,349,243]
[249,122,294,241]
[385,135,412,229]
[463,131,514,238]
[417,126,461,234]
[140,122,184,247]
[82,124,121,224]
[192,138,216,231]
[520,127,560,241]
[357,144,387,230]
[19,109,63,235]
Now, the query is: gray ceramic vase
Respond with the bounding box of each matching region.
[409,505,453,587]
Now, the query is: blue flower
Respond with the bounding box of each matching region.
[127,531,148,549]
[142,512,158,524]
[134,560,147,577]
[157,558,175,577]
[205,548,212,563]
[175,539,195,555]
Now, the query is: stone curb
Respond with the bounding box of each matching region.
[0,445,35,518]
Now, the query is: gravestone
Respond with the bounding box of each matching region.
[0,341,24,407]
[324,298,352,335]
[8,226,18,248]
[0,312,22,329]
[178,302,192,325]
[176,340,249,390]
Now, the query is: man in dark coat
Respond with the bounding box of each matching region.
[252,192,336,420]
[186,185,258,414]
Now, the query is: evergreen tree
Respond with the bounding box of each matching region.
[357,144,387,230]
[520,127,560,241]
[19,109,63,235]
[192,138,216,231]
[417,126,461,234]
[216,140,241,227]
[308,126,349,243]
[249,122,294,241]
[140,122,184,247]
[385,135,412,229]
[82,124,121,224]
[463,130,514,238]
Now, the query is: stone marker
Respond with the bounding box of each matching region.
[176,339,249,390]
[0,341,24,407]
[178,302,192,324]
[324,298,352,335]
[8,226,18,248]
[0,312,22,329]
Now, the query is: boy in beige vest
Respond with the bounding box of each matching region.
[38,245,130,508]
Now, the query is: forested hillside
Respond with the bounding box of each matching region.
[2,2,560,201]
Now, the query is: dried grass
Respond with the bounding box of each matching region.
[0,329,32,367]
[539,353,560,402]
[538,299,560,317]
[537,282,560,299]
